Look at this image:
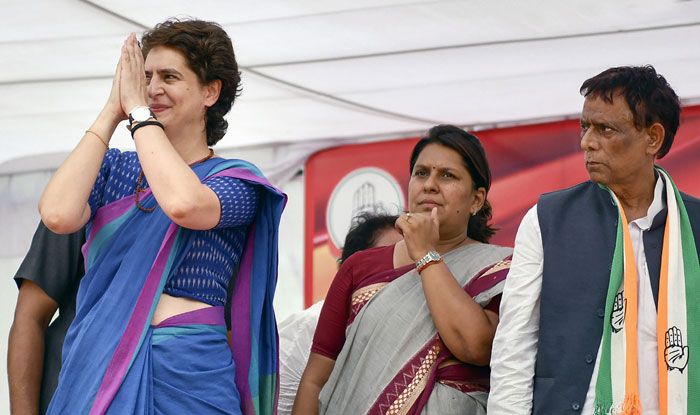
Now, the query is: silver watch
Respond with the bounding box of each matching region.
[416,250,441,270]
[128,105,155,125]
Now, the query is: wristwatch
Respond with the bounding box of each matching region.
[416,250,442,273]
[128,105,156,126]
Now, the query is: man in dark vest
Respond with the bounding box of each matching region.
[488,66,700,414]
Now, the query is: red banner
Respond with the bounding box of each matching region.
[304,105,700,307]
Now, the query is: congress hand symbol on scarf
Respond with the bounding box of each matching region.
[594,167,699,415]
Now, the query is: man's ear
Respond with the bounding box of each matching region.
[647,122,665,158]
[203,79,222,108]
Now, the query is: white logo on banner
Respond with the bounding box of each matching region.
[326,167,404,249]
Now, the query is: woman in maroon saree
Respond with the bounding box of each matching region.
[293,125,512,414]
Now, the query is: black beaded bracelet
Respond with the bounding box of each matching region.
[130,120,164,139]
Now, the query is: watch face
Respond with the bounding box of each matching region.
[131,107,152,122]
[417,251,440,267]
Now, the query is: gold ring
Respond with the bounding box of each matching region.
[406,212,412,220]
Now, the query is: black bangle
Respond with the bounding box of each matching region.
[130,120,164,139]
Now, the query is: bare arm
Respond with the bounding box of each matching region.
[8,281,59,415]
[418,262,499,365]
[39,54,125,234]
[120,35,222,230]
[292,352,335,415]
[39,115,119,234]
[133,129,222,230]
[395,208,497,365]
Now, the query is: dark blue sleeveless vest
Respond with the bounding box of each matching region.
[532,180,700,414]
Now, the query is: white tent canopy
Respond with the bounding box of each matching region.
[2,0,700,171]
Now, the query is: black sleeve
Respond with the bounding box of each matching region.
[13,222,86,305]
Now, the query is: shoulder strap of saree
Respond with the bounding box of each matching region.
[203,158,287,415]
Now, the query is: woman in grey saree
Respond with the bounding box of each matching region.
[294,125,512,414]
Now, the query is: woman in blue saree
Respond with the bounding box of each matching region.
[39,19,284,414]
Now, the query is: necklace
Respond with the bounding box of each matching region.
[134,148,215,213]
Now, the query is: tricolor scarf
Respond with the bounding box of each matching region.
[594,168,699,415]
[47,157,285,415]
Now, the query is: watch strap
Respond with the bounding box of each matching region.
[130,120,164,139]
[416,250,442,273]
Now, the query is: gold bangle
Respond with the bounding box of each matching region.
[85,129,109,148]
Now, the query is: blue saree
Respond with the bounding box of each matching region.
[47,158,286,414]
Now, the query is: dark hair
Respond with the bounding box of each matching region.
[580,65,680,158]
[409,124,496,243]
[339,212,399,264]
[141,18,242,146]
